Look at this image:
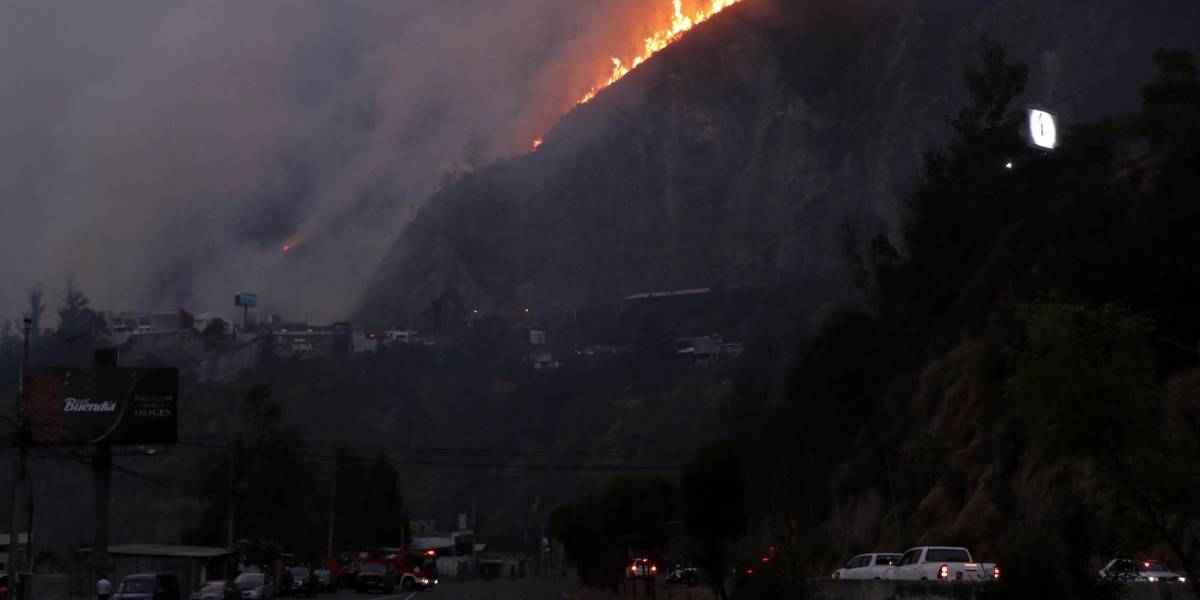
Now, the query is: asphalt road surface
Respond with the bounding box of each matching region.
[319,578,576,600]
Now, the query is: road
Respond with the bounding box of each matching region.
[317,578,575,600]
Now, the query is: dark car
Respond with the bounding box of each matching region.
[667,566,700,587]
[354,562,395,594]
[284,567,318,597]
[233,572,275,600]
[113,573,183,600]
[189,580,240,600]
[312,570,336,593]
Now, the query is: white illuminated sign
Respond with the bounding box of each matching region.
[1028,109,1058,150]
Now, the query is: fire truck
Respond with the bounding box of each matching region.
[327,547,439,591]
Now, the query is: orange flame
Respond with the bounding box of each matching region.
[577,0,743,105]
[528,0,742,153]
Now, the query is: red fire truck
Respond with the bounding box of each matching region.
[327,547,439,591]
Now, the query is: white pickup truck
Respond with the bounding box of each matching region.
[883,546,999,582]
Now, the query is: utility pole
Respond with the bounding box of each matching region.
[326,467,336,557]
[880,443,904,543]
[226,388,237,556]
[226,434,235,553]
[7,318,30,599]
[90,349,119,587]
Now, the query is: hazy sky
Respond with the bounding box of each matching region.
[0,0,691,323]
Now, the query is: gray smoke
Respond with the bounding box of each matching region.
[0,0,670,322]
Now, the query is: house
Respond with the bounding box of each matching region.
[77,544,232,592]
[674,334,729,362]
[384,329,421,345]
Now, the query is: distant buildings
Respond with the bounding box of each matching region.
[271,322,352,359]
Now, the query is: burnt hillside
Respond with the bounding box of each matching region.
[357,0,1200,326]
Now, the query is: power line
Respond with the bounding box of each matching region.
[172,439,685,472]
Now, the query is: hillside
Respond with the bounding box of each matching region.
[357,0,1200,326]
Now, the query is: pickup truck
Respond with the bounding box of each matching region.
[833,553,902,580]
[883,546,999,582]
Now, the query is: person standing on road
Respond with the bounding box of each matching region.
[97,574,112,600]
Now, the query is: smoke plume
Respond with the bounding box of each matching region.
[0,0,688,322]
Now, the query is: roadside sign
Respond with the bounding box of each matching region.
[27,367,179,445]
[234,292,258,307]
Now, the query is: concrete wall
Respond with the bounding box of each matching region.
[25,574,71,600]
[812,580,1197,600]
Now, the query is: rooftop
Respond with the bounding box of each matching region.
[78,544,231,559]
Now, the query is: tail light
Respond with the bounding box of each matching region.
[938,565,950,580]
[993,566,1001,580]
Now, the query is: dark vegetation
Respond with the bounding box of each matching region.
[715,45,1200,598]
[546,43,1200,599]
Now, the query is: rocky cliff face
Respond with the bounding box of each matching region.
[357,0,1199,325]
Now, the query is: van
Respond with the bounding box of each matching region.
[112,573,182,600]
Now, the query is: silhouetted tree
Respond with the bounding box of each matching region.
[682,440,748,600]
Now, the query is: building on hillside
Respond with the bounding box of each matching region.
[104,310,194,335]
[674,334,743,363]
[193,312,231,335]
[272,322,352,359]
[383,329,421,345]
[352,331,379,354]
[530,350,560,370]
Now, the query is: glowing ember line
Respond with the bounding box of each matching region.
[577,0,743,105]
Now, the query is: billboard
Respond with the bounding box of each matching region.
[234,292,258,307]
[27,367,179,445]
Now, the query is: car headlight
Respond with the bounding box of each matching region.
[1148,577,1159,582]
[1180,577,1188,583]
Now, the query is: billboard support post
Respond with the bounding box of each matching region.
[91,443,111,582]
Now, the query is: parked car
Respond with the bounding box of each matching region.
[883,547,999,582]
[354,561,396,594]
[233,572,275,600]
[667,565,700,586]
[312,569,336,593]
[284,567,318,597]
[189,580,240,600]
[113,573,183,600]
[833,553,902,580]
[1099,559,1187,583]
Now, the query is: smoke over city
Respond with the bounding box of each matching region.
[0,0,689,322]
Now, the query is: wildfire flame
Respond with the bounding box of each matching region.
[532,137,544,151]
[576,0,743,105]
